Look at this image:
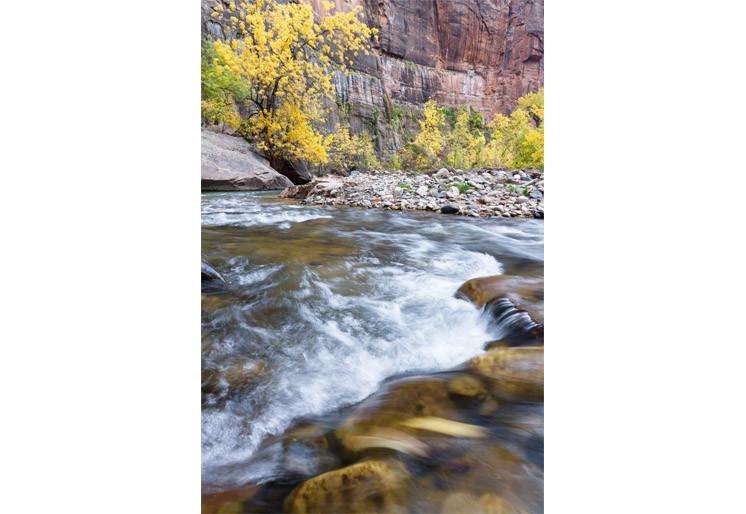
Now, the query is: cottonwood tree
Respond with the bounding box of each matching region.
[204,0,376,167]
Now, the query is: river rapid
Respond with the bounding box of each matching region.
[202,192,544,512]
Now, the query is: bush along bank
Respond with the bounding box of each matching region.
[281,167,544,219]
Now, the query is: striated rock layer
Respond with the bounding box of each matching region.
[202,0,543,154]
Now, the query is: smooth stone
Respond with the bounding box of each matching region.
[441,205,460,214]
[469,346,544,402]
[284,459,409,514]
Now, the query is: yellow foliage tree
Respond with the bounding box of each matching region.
[327,125,380,173]
[485,89,544,169]
[206,0,375,166]
[445,108,486,169]
[400,100,446,171]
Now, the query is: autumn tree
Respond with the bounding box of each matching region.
[203,0,376,166]
[327,125,380,173]
[399,100,447,171]
[485,89,544,169]
[445,107,487,169]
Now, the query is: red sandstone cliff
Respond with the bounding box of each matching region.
[202,0,543,153]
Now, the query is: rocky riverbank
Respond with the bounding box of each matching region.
[281,168,544,219]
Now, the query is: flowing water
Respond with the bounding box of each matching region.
[201,192,544,511]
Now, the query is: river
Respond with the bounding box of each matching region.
[202,191,544,512]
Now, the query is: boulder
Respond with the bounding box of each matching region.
[456,275,544,324]
[270,156,312,185]
[284,459,409,514]
[469,347,543,402]
[435,168,451,179]
[201,130,293,191]
[280,181,318,200]
[441,205,460,215]
[335,377,457,455]
[281,177,344,200]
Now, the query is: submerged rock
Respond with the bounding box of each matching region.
[280,422,341,479]
[201,259,227,293]
[335,377,457,455]
[284,459,409,514]
[441,492,526,514]
[448,375,488,399]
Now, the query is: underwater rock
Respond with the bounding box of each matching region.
[284,459,409,514]
[447,374,488,399]
[335,377,457,455]
[201,259,227,293]
[280,422,341,479]
[441,492,526,514]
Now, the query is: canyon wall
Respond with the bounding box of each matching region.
[202,0,543,155]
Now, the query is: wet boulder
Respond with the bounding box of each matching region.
[447,374,488,400]
[335,377,458,456]
[284,459,409,514]
[456,275,544,344]
[456,275,543,314]
[469,347,543,402]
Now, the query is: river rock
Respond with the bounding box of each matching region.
[441,492,525,514]
[435,168,451,179]
[447,374,487,399]
[456,275,539,308]
[284,459,409,514]
[280,181,318,199]
[201,258,227,293]
[293,170,543,219]
[441,205,460,215]
[336,377,457,455]
[469,347,543,402]
[456,275,544,325]
[201,130,293,191]
[280,422,341,479]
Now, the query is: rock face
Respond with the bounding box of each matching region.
[202,0,544,155]
[201,129,294,191]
